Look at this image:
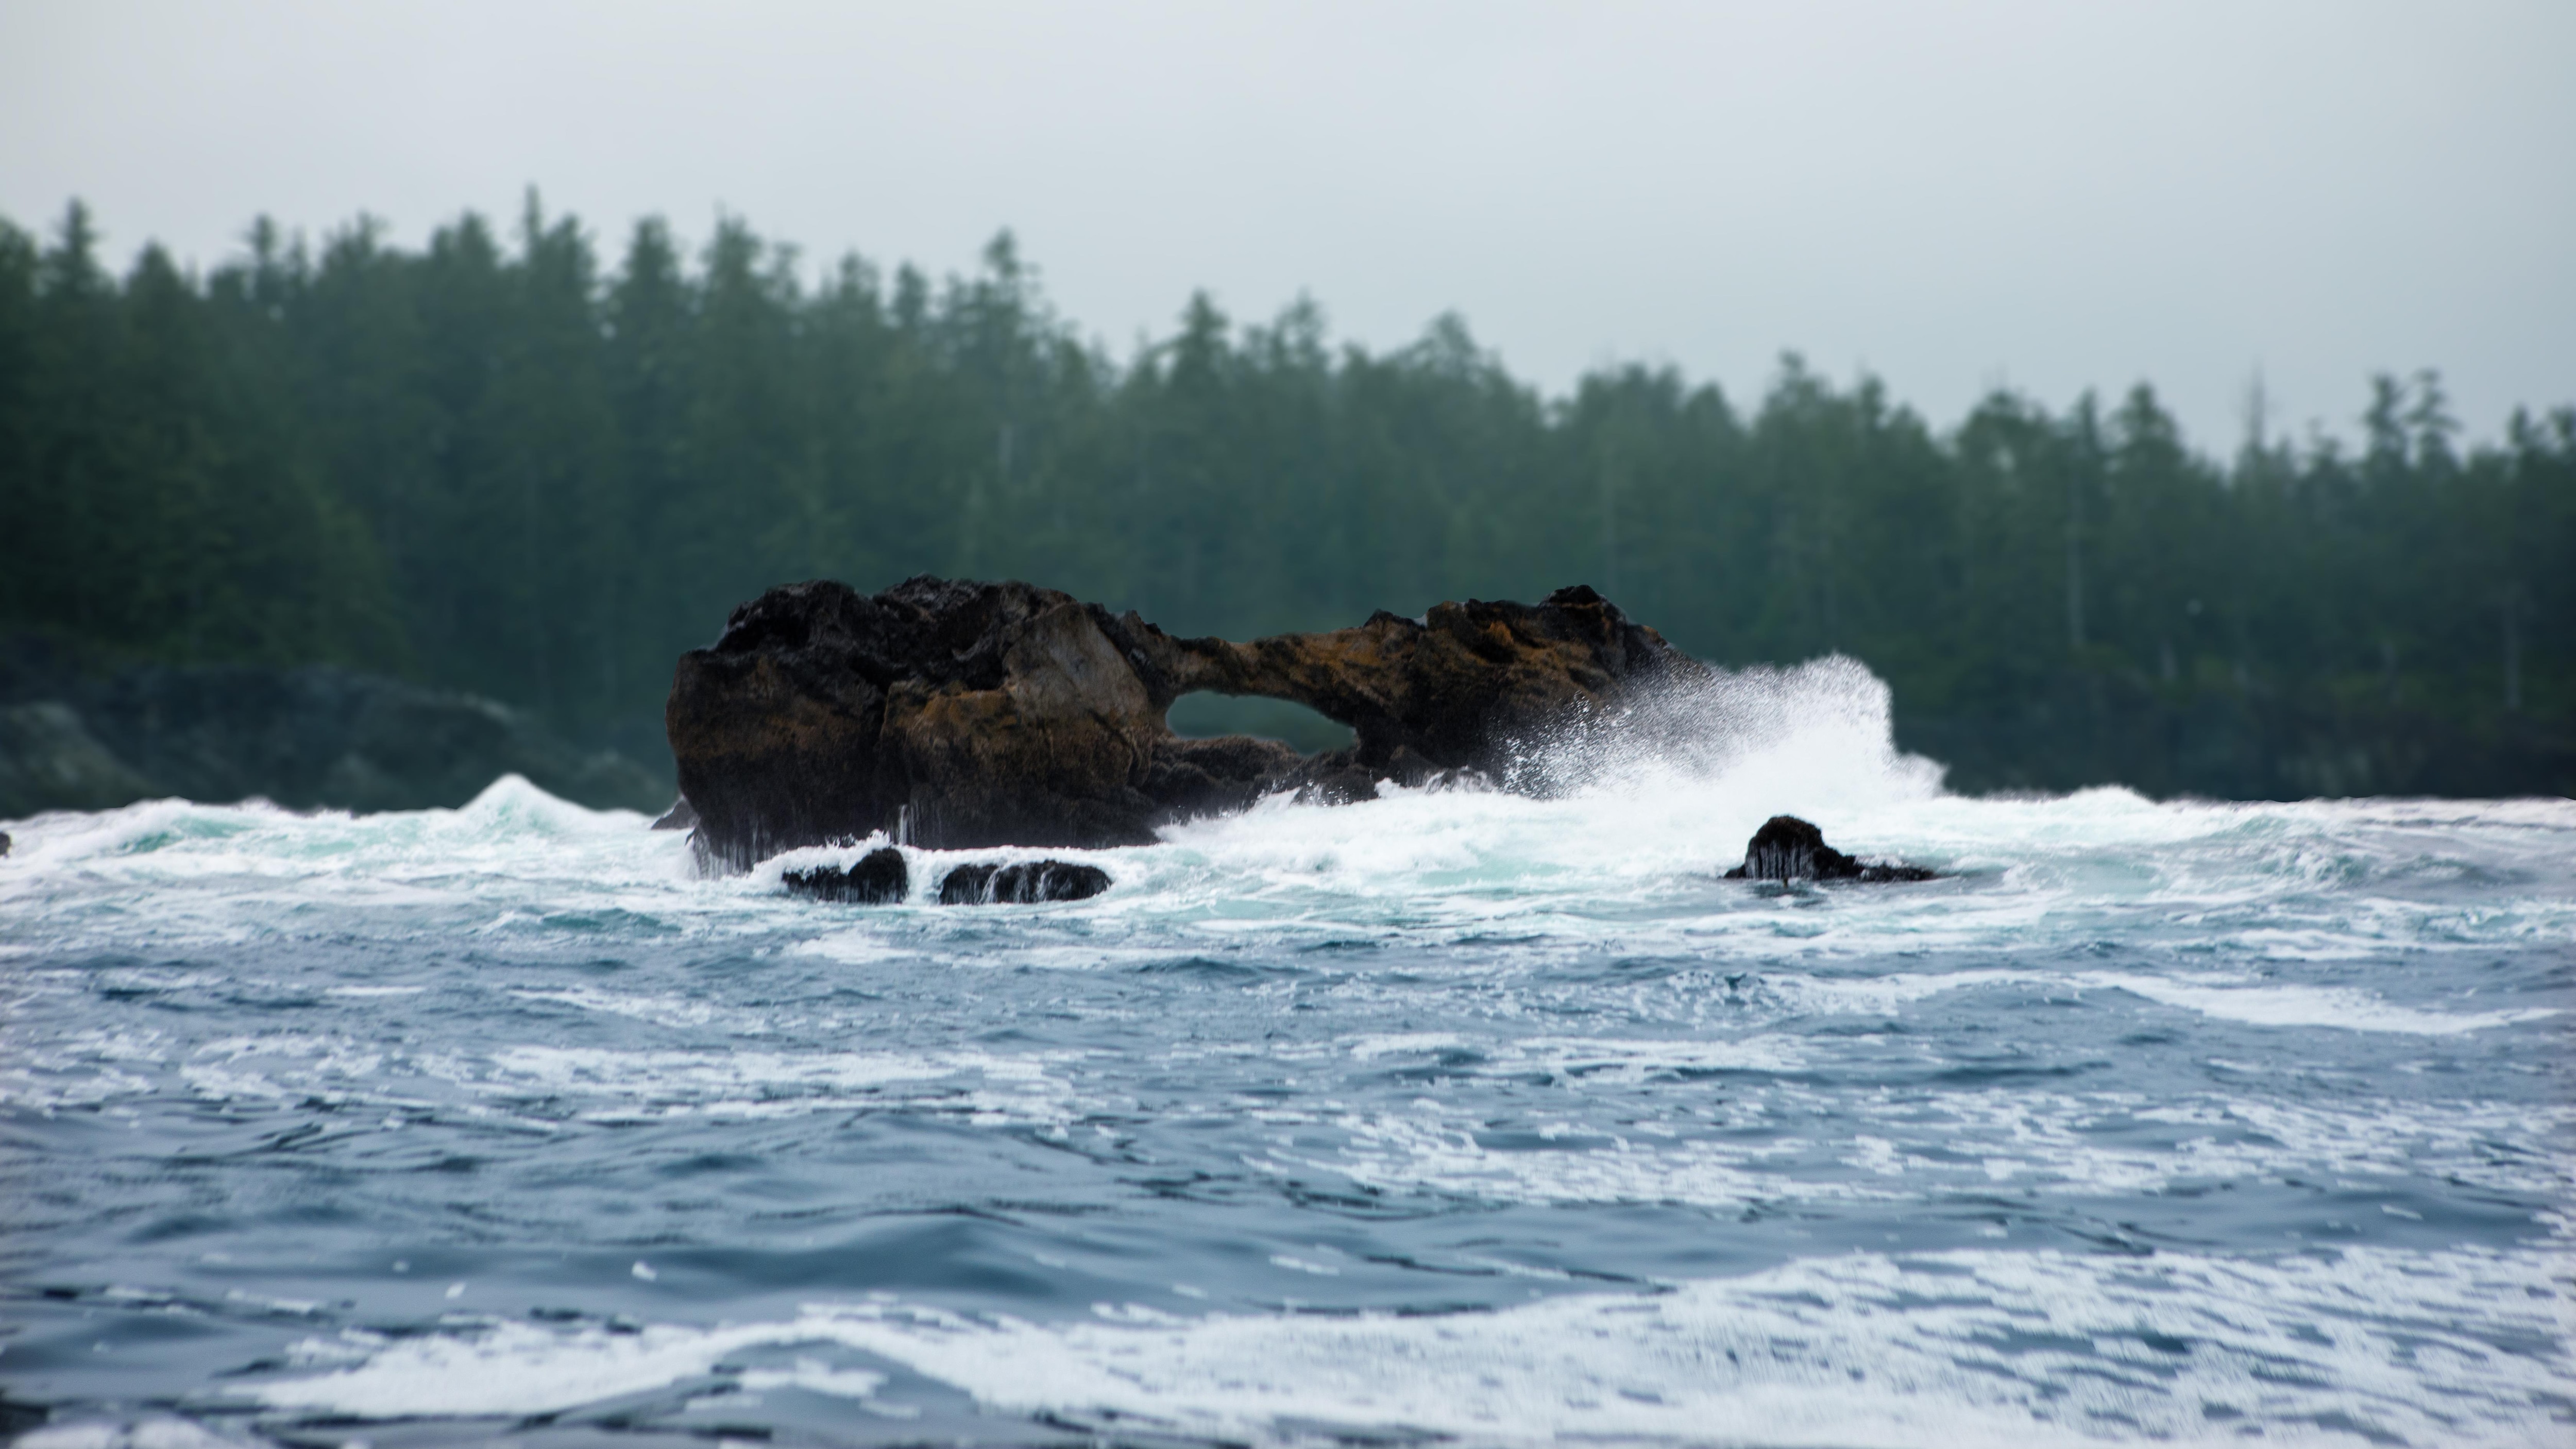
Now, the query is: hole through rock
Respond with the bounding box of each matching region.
[1163,693,1354,754]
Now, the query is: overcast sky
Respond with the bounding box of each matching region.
[4,1,2569,449]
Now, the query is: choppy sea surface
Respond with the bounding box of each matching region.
[4,668,2572,1448]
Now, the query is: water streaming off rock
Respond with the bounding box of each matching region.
[2,686,2569,1446]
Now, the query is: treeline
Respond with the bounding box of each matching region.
[1,198,2568,795]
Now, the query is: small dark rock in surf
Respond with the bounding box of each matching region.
[1724,814,1935,883]
[1,830,10,857]
[651,796,698,831]
[782,846,909,904]
[939,860,1113,905]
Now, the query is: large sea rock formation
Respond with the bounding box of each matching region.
[667,576,1699,867]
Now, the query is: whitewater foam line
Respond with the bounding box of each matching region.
[1251,1071,2576,1210]
[1760,966,2561,1034]
[9,769,2576,968]
[238,1245,2572,1447]
[0,1025,1095,1128]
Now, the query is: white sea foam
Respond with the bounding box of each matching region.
[0,1016,1089,1127]
[2082,971,2560,1034]
[239,1245,2574,1447]
[1255,1084,2576,1211]
[455,1044,1085,1126]
[1751,967,2560,1035]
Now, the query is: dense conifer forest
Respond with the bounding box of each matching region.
[2,199,2567,796]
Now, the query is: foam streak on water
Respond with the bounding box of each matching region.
[2,664,2571,1447]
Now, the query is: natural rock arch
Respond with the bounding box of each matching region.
[665,576,1704,867]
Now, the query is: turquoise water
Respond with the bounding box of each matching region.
[3,668,2570,1447]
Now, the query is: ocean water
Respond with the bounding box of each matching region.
[3,664,2571,1448]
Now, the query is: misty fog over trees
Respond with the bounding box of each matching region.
[1,199,2567,796]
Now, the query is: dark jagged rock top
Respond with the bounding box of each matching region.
[667,576,1699,867]
[1724,815,1937,883]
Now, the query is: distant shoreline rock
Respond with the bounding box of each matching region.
[667,576,1699,867]
[0,700,156,815]
[0,635,668,817]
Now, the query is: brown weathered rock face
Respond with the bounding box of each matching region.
[667,576,1700,867]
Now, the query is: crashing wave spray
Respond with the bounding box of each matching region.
[1499,653,1947,815]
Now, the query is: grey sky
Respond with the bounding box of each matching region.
[4,0,2569,450]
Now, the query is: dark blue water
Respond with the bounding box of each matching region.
[3,757,2571,1446]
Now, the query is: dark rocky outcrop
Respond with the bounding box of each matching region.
[0,635,668,817]
[938,860,1113,905]
[667,576,1698,866]
[782,847,909,904]
[0,701,156,816]
[1724,815,1936,883]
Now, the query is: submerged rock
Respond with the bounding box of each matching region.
[781,846,909,904]
[937,860,1113,905]
[667,576,1697,866]
[1724,815,1936,883]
